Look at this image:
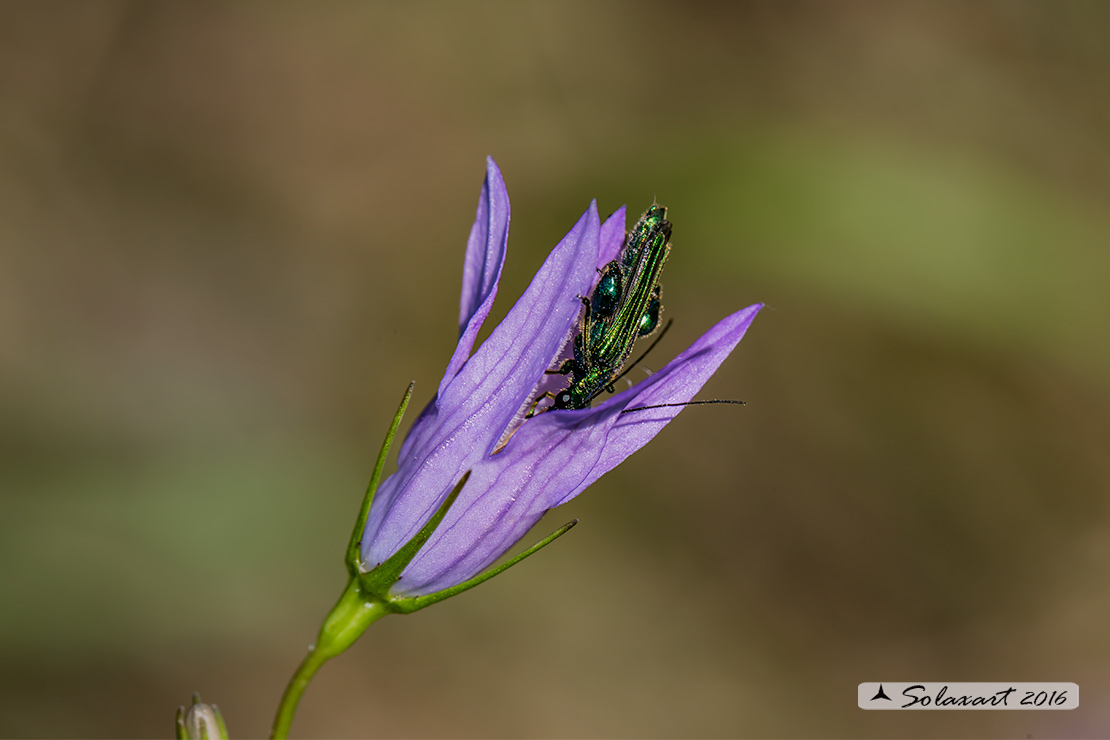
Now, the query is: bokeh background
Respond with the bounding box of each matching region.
[2,1,1109,737]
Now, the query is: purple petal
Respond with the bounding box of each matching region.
[363,202,602,566]
[434,201,601,456]
[397,159,509,464]
[597,206,626,268]
[550,302,763,506]
[441,157,511,396]
[393,404,621,595]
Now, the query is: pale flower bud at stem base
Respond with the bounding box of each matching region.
[176,693,229,740]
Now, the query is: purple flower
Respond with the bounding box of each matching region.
[360,157,761,600]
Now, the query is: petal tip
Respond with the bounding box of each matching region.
[484,157,506,192]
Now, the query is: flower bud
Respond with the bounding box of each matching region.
[175,693,228,740]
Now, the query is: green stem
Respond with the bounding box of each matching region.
[269,650,327,740]
[270,579,390,739]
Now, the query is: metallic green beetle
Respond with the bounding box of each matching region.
[550,204,672,411]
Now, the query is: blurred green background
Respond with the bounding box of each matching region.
[2,1,1109,737]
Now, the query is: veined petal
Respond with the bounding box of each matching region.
[549,302,763,507]
[435,200,600,456]
[399,158,509,464]
[389,403,622,596]
[363,202,601,567]
[442,157,511,396]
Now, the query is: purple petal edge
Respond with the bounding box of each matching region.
[552,302,763,506]
[398,158,509,464]
[441,157,510,397]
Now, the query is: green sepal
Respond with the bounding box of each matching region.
[386,518,579,614]
[358,471,470,597]
[346,381,415,577]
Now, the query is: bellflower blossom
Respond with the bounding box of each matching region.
[359,157,762,599]
[269,157,761,738]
